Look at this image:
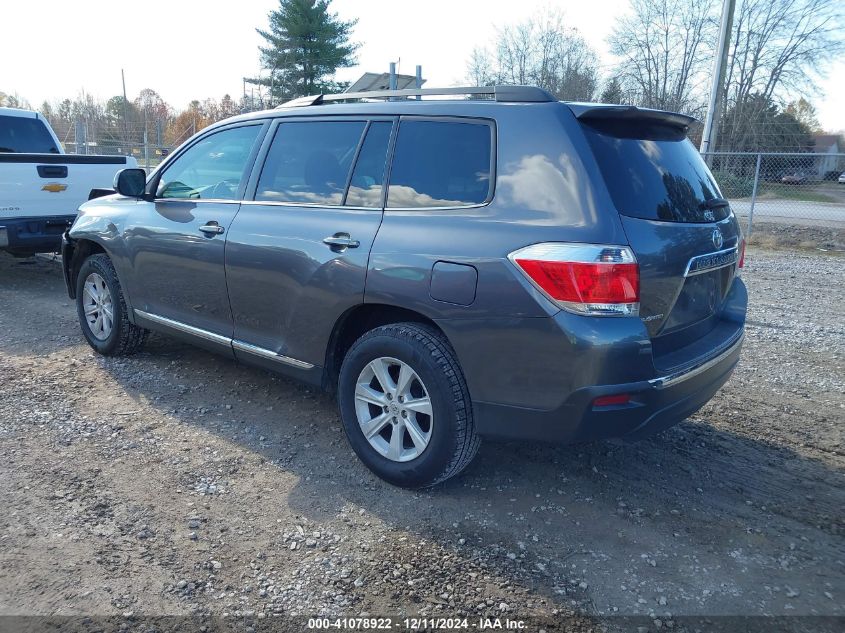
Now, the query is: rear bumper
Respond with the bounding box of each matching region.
[474,330,743,443]
[0,215,75,255]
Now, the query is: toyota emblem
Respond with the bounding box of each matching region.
[712,228,724,250]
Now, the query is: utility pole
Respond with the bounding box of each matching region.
[121,69,130,152]
[700,0,736,161]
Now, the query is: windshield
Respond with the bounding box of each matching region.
[581,119,729,223]
[0,115,60,153]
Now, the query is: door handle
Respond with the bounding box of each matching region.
[199,222,225,235]
[322,234,360,249]
[37,165,68,179]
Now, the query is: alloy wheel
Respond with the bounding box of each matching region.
[82,272,114,341]
[353,357,433,462]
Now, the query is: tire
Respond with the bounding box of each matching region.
[338,322,480,488]
[75,254,148,356]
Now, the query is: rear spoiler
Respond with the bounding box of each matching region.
[566,103,697,131]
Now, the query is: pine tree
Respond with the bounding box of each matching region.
[599,77,625,105]
[252,0,358,102]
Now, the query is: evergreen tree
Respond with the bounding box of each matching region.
[251,0,358,102]
[599,77,625,104]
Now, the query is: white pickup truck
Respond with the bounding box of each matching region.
[0,106,137,257]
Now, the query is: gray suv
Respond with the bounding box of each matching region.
[62,86,747,488]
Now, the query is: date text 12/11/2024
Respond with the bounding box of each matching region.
[307,617,528,630]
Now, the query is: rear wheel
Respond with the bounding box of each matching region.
[75,254,147,356]
[338,323,480,488]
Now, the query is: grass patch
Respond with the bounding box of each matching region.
[748,222,845,253]
[755,186,842,204]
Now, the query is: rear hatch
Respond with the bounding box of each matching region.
[575,106,743,371]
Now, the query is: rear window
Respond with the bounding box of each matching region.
[581,119,728,223]
[387,120,493,208]
[0,115,60,153]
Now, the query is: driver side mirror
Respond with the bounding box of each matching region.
[114,168,148,198]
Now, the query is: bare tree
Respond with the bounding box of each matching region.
[466,47,496,87]
[718,0,843,149]
[466,9,600,101]
[608,0,715,114]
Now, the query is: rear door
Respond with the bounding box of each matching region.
[224,117,394,370]
[579,113,742,366]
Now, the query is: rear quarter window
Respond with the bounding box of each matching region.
[0,115,59,153]
[582,119,728,223]
[387,119,493,208]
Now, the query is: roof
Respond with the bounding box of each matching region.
[202,86,698,134]
[209,97,563,132]
[813,134,840,151]
[0,106,39,119]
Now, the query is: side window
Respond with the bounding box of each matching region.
[255,121,366,205]
[157,125,261,200]
[345,121,392,207]
[387,120,493,208]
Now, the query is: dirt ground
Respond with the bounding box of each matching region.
[746,221,845,252]
[0,247,842,628]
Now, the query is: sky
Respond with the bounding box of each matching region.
[2,0,843,131]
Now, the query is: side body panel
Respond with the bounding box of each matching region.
[365,103,646,412]
[0,154,136,254]
[0,155,136,220]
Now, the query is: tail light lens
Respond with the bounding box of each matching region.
[593,393,631,407]
[509,243,639,316]
[738,238,746,269]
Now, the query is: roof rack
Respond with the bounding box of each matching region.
[278,85,555,108]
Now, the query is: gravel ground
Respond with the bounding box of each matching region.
[0,248,842,626]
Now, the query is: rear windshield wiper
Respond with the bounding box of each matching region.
[700,197,730,210]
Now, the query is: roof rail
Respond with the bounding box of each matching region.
[277,85,555,108]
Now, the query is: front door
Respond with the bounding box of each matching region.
[225,118,394,370]
[123,123,264,339]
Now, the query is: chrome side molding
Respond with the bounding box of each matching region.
[231,340,314,369]
[135,309,231,346]
[133,309,314,370]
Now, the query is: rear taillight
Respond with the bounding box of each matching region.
[738,238,746,269]
[509,243,639,316]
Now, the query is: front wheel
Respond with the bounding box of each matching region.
[75,254,148,356]
[338,323,480,488]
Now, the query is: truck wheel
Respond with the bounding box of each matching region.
[75,254,148,356]
[338,322,480,488]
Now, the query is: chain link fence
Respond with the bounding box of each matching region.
[53,119,189,172]
[703,152,845,234]
[63,139,173,171]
